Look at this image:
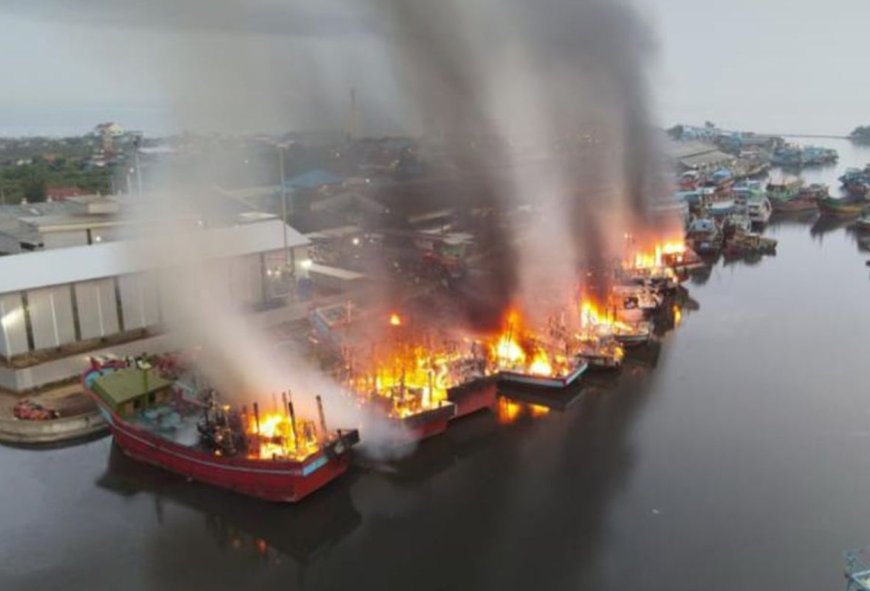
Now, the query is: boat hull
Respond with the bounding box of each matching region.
[393,402,457,441]
[447,377,498,419]
[95,403,357,503]
[818,199,865,217]
[498,362,588,390]
[770,197,817,213]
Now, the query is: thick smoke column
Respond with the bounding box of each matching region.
[379,0,665,316]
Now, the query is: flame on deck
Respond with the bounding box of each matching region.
[490,311,569,378]
[245,411,323,461]
[345,336,492,420]
[625,239,687,270]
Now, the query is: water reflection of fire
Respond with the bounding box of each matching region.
[497,398,551,424]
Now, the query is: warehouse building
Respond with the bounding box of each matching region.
[0,219,311,392]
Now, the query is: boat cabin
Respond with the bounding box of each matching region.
[91,368,174,417]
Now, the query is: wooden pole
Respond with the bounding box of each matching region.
[287,401,298,452]
[316,395,328,443]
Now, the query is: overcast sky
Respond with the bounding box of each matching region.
[0,0,868,136]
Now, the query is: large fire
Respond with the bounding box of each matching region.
[624,238,687,272]
[343,321,493,420]
[245,410,323,461]
[489,311,571,378]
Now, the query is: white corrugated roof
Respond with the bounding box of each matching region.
[0,219,309,295]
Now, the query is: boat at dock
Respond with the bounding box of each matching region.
[817,196,866,217]
[83,358,360,503]
[723,230,777,258]
[575,337,624,371]
[854,212,870,231]
[686,218,723,255]
[498,360,588,390]
[597,320,652,348]
[746,196,772,225]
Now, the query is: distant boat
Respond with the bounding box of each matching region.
[769,179,821,213]
[844,181,869,200]
[686,218,722,255]
[817,196,866,217]
[771,195,818,213]
[707,197,738,217]
[853,211,870,231]
[746,197,772,225]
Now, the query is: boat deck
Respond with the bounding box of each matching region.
[128,404,202,447]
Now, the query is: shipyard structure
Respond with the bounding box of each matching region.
[0,196,312,394]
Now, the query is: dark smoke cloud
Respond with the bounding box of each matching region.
[15,0,664,316]
[378,0,663,313]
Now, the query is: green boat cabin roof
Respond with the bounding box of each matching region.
[91,368,173,409]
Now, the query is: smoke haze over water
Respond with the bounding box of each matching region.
[17,0,667,446]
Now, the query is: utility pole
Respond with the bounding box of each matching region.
[277,143,289,268]
[133,136,143,196]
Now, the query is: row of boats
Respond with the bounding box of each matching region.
[83,242,706,504]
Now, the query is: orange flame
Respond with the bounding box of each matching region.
[389,313,402,327]
[625,239,687,270]
[245,410,322,461]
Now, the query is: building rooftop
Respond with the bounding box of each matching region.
[0,218,309,295]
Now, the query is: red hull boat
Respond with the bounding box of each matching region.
[84,361,359,503]
[103,413,356,502]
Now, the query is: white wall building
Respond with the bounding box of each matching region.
[0,219,310,392]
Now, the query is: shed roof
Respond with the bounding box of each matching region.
[91,368,173,408]
[0,219,309,295]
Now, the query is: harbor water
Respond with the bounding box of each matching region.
[2,139,870,590]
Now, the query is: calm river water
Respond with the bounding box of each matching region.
[2,139,870,591]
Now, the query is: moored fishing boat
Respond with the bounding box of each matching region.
[817,196,866,217]
[597,320,652,348]
[83,358,360,503]
[686,218,722,255]
[723,230,777,258]
[574,337,624,371]
[853,211,870,232]
[771,194,818,213]
[746,196,772,225]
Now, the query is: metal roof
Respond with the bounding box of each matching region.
[0,219,309,295]
[679,151,735,169]
[91,368,173,409]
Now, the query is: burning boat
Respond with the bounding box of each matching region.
[83,358,359,503]
[492,312,588,390]
[574,335,624,371]
[342,342,459,441]
[579,301,652,349]
[611,284,664,321]
[315,306,493,438]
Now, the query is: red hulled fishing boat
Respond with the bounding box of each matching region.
[83,358,359,503]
